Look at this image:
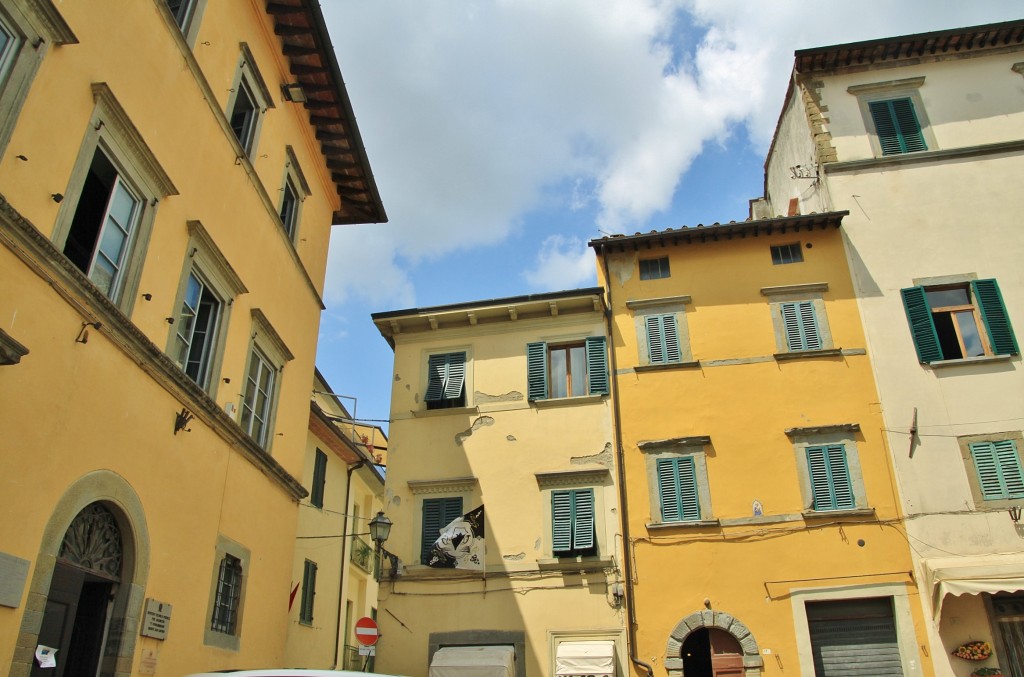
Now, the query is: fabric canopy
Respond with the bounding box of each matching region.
[555,640,615,676]
[925,554,1024,623]
[429,645,515,677]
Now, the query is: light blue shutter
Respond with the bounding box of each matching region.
[662,314,682,362]
[527,342,548,401]
[444,353,466,399]
[973,279,1019,356]
[657,459,681,522]
[658,458,700,522]
[646,314,681,363]
[585,336,609,395]
[971,441,1024,500]
[901,286,943,363]
[807,445,854,511]
[572,488,595,550]
[551,490,573,553]
[781,301,821,351]
[827,446,855,509]
[424,354,448,402]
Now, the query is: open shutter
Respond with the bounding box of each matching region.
[572,489,595,550]
[996,440,1024,498]
[551,490,573,553]
[657,459,681,522]
[806,446,832,510]
[585,336,609,395]
[527,342,548,401]
[971,442,1004,500]
[677,457,701,520]
[901,286,943,363]
[825,445,855,509]
[973,279,1019,356]
[424,354,449,401]
[444,353,466,399]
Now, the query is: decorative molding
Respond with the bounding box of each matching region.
[760,282,828,297]
[408,477,478,495]
[626,295,692,310]
[638,436,710,452]
[535,468,610,488]
[824,139,1024,174]
[785,423,860,438]
[284,145,312,197]
[0,327,29,365]
[846,76,925,95]
[237,42,275,110]
[186,221,248,296]
[0,193,306,501]
[25,0,78,44]
[250,308,294,362]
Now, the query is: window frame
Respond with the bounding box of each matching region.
[551,488,596,557]
[640,438,714,527]
[239,309,293,450]
[420,496,464,565]
[278,145,311,242]
[160,0,209,47]
[536,469,610,562]
[639,256,670,280]
[166,221,246,395]
[849,77,935,159]
[770,243,803,265]
[959,432,1024,509]
[299,559,317,625]
[310,448,327,509]
[526,337,609,401]
[789,428,867,515]
[225,44,274,160]
[762,284,834,356]
[901,277,1018,364]
[627,296,694,369]
[52,84,177,314]
[204,535,250,651]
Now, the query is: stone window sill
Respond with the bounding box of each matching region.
[801,507,875,520]
[929,354,1013,369]
[774,348,843,361]
[532,394,605,408]
[646,519,720,530]
[634,361,700,372]
[412,405,480,418]
[537,557,615,572]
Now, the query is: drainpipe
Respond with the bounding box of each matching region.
[600,248,655,677]
[332,459,366,669]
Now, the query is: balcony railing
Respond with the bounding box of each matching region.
[350,535,374,574]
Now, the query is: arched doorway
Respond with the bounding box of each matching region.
[681,628,744,677]
[32,503,122,677]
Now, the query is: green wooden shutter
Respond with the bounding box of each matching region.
[585,336,609,395]
[869,98,926,155]
[527,342,548,401]
[900,286,943,363]
[424,354,449,401]
[781,301,821,351]
[973,279,1019,356]
[807,445,854,511]
[300,560,317,623]
[551,490,573,553]
[572,488,595,550]
[662,314,682,362]
[421,497,464,563]
[657,457,700,522]
[311,449,327,508]
[444,352,466,399]
[646,314,681,363]
[971,441,1024,500]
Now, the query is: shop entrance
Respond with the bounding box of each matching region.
[681,628,744,677]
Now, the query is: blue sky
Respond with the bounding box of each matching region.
[315,1,1022,431]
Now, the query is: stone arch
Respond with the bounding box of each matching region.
[10,470,150,677]
[664,609,763,677]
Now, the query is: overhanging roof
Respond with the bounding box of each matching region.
[794,19,1024,75]
[925,554,1024,623]
[588,211,848,254]
[265,1,387,225]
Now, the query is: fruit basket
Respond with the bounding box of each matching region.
[952,640,992,661]
[970,669,1002,677]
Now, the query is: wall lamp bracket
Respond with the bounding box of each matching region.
[174,408,194,435]
[1009,506,1021,523]
[75,321,102,344]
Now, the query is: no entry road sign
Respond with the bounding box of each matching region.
[354,616,379,646]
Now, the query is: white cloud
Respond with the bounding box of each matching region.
[523,235,597,291]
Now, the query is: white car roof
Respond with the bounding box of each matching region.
[186,672,407,677]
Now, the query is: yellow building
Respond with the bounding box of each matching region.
[0,1,382,676]
[285,370,386,670]
[371,290,626,677]
[590,213,931,676]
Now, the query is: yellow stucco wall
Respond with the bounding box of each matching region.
[598,225,933,676]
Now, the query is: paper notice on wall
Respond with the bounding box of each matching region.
[35,645,57,668]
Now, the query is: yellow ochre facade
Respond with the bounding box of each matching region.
[591,214,932,676]
[0,1,382,676]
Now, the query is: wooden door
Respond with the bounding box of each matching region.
[709,628,744,677]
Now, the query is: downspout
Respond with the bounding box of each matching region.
[332,459,366,669]
[600,248,655,677]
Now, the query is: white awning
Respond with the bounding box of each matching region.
[429,645,515,677]
[555,640,615,676]
[925,554,1024,623]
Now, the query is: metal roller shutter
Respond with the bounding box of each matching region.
[807,598,904,676]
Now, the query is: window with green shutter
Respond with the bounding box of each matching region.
[424,352,467,409]
[421,497,463,564]
[656,457,701,522]
[527,337,608,400]
[806,444,855,511]
[551,488,596,556]
[868,98,927,155]
[299,559,317,624]
[780,301,822,352]
[970,440,1024,501]
[645,314,682,363]
[310,448,327,509]
[901,280,1018,363]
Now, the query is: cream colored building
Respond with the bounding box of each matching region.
[370,290,625,677]
[0,1,382,675]
[761,20,1024,676]
[285,370,386,670]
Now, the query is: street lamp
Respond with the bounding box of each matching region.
[368,511,393,581]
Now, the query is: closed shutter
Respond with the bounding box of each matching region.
[900,286,943,363]
[585,336,609,395]
[421,497,464,563]
[806,445,854,511]
[552,490,573,553]
[527,342,548,401]
[869,98,926,155]
[300,560,317,623]
[657,457,700,522]
[572,488,595,550]
[807,598,904,676]
[971,440,1024,500]
[781,301,822,351]
[645,314,681,363]
[973,279,1019,356]
[552,489,595,554]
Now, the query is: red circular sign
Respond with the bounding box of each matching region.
[354,616,379,646]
